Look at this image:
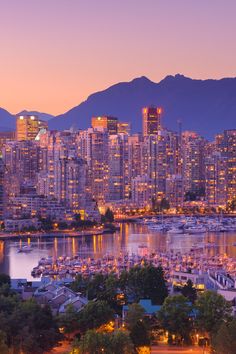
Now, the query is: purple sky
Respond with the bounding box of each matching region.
[0,0,235,115]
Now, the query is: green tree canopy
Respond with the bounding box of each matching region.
[124,265,168,305]
[129,320,150,349]
[78,329,133,354]
[195,291,232,337]
[58,304,80,334]
[158,295,193,344]
[0,274,10,287]
[125,303,145,330]
[212,319,236,354]
[77,300,114,333]
[181,279,197,303]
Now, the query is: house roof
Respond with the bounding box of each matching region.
[123,299,161,315]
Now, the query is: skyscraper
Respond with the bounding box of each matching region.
[91,116,118,135]
[16,115,48,141]
[142,106,162,136]
[181,131,206,194]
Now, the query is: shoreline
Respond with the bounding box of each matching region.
[0,228,111,241]
[1,213,236,240]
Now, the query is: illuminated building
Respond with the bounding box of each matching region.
[131,174,153,208]
[205,153,227,207]
[91,116,118,135]
[181,131,206,194]
[142,106,162,136]
[16,114,48,141]
[222,130,236,204]
[128,134,143,188]
[0,131,15,151]
[2,140,40,193]
[108,134,129,200]
[77,128,109,205]
[142,129,180,202]
[117,122,131,135]
[0,158,4,220]
[166,174,184,208]
[56,157,87,214]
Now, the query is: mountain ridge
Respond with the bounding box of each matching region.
[49,74,236,138]
[1,74,236,139]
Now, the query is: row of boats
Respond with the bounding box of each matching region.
[142,216,236,234]
[31,244,236,279]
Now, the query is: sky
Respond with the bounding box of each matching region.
[0,0,236,115]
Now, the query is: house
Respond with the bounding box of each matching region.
[122,299,161,321]
[34,282,88,315]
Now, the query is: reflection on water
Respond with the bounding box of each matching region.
[0,223,236,280]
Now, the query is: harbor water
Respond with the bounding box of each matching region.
[1,222,236,280]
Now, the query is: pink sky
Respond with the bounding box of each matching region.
[0,0,235,115]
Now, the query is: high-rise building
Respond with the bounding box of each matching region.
[16,115,48,141]
[205,153,227,207]
[0,132,15,151]
[142,129,180,202]
[131,174,153,208]
[128,134,143,185]
[117,122,131,135]
[142,106,162,136]
[91,116,118,135]
[166,174,184,208]
[77,128,109,205]
[0,158,4,220]
[108,134,129,201]
[181,131,206,194]
[223,130,236,204]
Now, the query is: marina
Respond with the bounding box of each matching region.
[0,220,236,281]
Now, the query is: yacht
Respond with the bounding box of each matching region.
[17,245,32,253]
[186,226,207,234]
[167,227,183,234]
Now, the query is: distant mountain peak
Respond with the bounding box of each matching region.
[131,76,153,83]
[49,74,236,139]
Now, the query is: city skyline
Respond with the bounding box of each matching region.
[0,0,236,114]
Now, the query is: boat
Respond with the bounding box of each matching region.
[167,227,183,234]
[186,226,207,234]
[17,245,32,253]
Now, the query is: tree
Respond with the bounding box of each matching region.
[98,273,120,310]
[78,329,133,354]
[158,295,193,344]
[160,198,170,211]
[195,291,232,337]
[126,265,168,305]
[58,304,80,334]
[141,265,168,305]
[110,330,134,354]
[79,330,110,354]
[10,300,60,353]
[181,279,197,303]
[125,303,145,330]
[87,273,106,300]
[130,320,150,349]
[77,301,114,333]
[102,208,114,223]
[70,273,88,294]
[0,274,10,287]
[0,331,8,354]
[212,319,236,354]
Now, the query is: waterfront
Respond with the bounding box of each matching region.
[1,223,236,280]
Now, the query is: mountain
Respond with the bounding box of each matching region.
[49,74,236,139]
[0,108,15,131]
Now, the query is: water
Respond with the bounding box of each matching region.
[0,223,236,280]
